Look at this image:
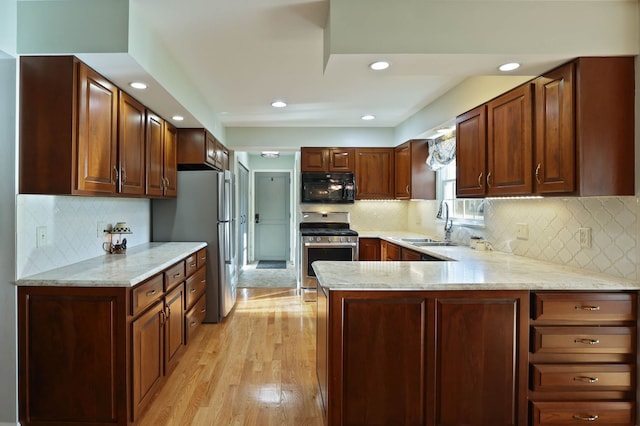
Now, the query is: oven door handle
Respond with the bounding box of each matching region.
[304,242,358,248]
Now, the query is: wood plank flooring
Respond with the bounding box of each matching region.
[137,288,325,426]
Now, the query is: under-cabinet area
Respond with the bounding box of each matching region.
[16,243,207,426]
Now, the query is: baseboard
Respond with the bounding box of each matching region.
[0,422,20,426]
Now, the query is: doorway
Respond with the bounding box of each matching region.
[238,163,249,270]
[254,171,290,261]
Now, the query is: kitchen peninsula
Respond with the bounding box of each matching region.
[314,245,640,426]
[16,242,207,426]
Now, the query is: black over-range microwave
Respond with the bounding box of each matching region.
[301,172,356,203]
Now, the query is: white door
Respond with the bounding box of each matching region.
[254,172,290,261]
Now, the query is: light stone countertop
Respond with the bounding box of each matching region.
[314,233,640,291]
[15,242,207,288]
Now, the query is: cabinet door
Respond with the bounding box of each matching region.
[487,84,533,196]
[132,301,164,420]
[163,122,178,197]
[76,62,118,194]
[301,147,328,172]
[205,132,218,168]
[534,62,575,194]
[164,283,185,374]
[381,240,401,261]
[410,140,436,200]
[118,91,146,196]
[401,248,422,261]
[394,142,411,199]
[328,148,355,172]
[358,238,381,261]
[456,105,487,197]
[330,292,428,426]
[355,148,394,199]
[433,294,528,426]
[146,111,165,197]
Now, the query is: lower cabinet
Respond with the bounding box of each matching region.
[358,237,381,261]
[18,249,206,426]
[318,289,529,425]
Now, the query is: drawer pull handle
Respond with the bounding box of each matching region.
[200,256,206,260]
[573,376,599,383]
[572,415,599,422]
[575,305,600,311]
[172,273,181,279]
[200,308,206,313]
[190,263,197,267]
[190,288,197,293]
[191,321,197,327]
[574,338,600,345]
[146,290,157,297]
[200,279,206,283]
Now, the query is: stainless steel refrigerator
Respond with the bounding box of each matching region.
[151,169,237,323]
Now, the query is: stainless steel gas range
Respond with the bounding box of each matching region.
[299,212,358,301]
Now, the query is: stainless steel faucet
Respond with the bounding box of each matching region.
[437,201,454,242]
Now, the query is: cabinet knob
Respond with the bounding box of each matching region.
[172,273,181,279]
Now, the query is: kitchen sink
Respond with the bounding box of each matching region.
[411,241,456,247]
[400,238,440,243]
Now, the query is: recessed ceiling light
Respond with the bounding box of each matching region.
[129,82,147,90]
[271,100,287,108]
[369,61,390,71]
[361,114,375,121]
[172,115,184,121]
[498,62,520,72]
[261,151,280,158]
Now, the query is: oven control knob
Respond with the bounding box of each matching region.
[316,236,321,242]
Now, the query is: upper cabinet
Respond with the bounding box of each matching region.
[178,128,230,171]
[19,56,179,198]
[355,148,395,199]
[146,111,178,198]
[456,56,634,198]
[394,139,436,200]
[301,147,355,173]
[20,56,118,195]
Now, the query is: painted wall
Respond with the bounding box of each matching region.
[0,54,17,426]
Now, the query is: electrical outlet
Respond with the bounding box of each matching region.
[516,223,529,240]
[97,221,108,238]
[36,226,47,248]
[579,227,592,248]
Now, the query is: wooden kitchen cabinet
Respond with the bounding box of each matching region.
[20,56,119,195]
[529,292,637,425]
[358,237,381,260]
[178,128,229,170]
[318,289,529,425]
[355,148,395,199]
[118,91,146,196]
[300,147,355,173]
[456,56,635,198]
[146,111,178,198]
[380,240,401,261]
[394,139,436,200]
[401,247,423,260]
[18,248,206,426]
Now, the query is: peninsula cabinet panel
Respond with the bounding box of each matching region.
[18,286,128,426]
[330,293,428,426]
[355,148,395,199]
[20,56,119,195]
[433,294,529,426]
[118,91,146,196]
[319,290,529,426]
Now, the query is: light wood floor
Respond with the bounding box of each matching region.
[137,288,325,426]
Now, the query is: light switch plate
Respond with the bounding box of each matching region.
[516,223,529,240]
[579,227,592,248]
[36,226,47,248]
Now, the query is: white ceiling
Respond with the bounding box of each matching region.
[81,0,637,131]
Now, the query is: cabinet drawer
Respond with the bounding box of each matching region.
[196,248,207,269]
[533,293,635,322]
[131,273,164,316]
[185,253,198,277]
[185,295,206,344]
[531,401,634,425]
[185,267,206,309]
[164,261,185,291]
[532,364,634,391]
[532,326,635,354]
